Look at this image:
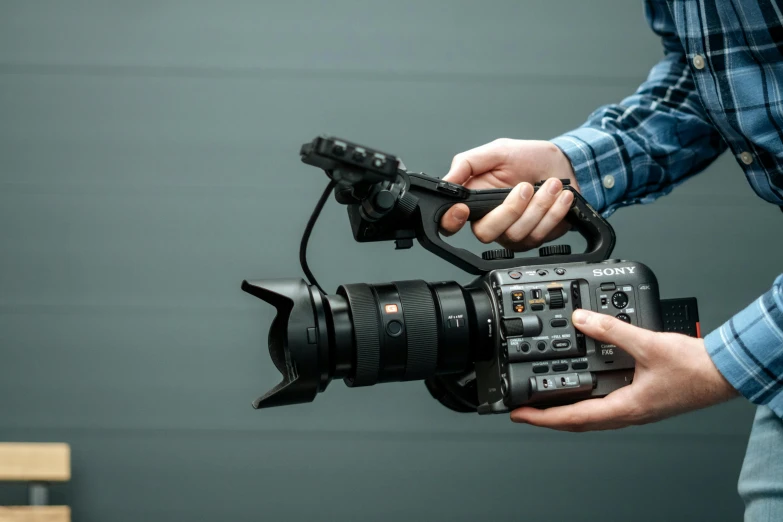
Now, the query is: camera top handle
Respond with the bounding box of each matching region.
[300,136,616,275]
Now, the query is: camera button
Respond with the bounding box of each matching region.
[552,339,571,350]
[550,318,568,328]
[437,181,467,198]
[508,271,522,280]
[572,361,588,370]
[536,341,547,351]
[386,320,404,337]
[532,364,549,374]
[555,268,566,275]
[537,269,548,276]
[600,282,616,291]
[552,363,568,372]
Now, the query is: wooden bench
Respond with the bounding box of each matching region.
[0,444,71,522]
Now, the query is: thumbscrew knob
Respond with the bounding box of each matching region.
[482,249,515,261]
[538,244,572,257]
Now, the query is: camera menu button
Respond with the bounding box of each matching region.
[552,339,571,350]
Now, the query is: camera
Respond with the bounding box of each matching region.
[242,136,700,414]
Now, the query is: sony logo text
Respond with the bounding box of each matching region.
[592,267,636,277]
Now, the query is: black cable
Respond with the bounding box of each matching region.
[300,178,337,295]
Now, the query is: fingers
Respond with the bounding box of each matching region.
[470,182,535,244]
[443,139,511,185]
[571,309,655,360]
[439,203,469,236]
[510,391,637,431]
[499,178,564,246]
[517,189,573,249]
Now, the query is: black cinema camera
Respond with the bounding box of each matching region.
[242,136,700,414]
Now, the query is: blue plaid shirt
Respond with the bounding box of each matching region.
[551,0,783,418]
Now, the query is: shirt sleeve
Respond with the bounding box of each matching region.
[550,0,727,217]
[705,275,783,419]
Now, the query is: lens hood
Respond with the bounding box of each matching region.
[241,278,329,409]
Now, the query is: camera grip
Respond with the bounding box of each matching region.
[461,189,510,221]
[438,184,611,251]
[417,183,615,274]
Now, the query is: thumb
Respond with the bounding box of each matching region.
[571,309,654,360]
[439,203,469,236]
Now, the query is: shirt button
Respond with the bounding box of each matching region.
[740,151,754,165]
[692,54,706,70]
[603,175,615,189]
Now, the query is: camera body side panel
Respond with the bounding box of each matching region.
[472,259,661,414]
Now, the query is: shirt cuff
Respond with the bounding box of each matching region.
[704,275,783,420]
[551,127,671,218]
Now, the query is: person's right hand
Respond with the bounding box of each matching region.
[439,139,580,252]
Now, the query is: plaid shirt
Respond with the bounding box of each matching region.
[551,0,783,418]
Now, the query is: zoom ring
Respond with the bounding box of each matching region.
[394,280,439,380]
[340,284,380,387]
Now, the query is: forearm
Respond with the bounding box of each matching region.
[705,275,783,419]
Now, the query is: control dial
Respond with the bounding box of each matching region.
[547,288,566,309]
[612,291,629,309]
[502,316,543,338]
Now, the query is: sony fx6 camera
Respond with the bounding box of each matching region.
[242,136,700,414]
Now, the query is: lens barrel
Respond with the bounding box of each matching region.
[244,278,494,409]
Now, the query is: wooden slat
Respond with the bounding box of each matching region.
[0,444,70,482]
[0,507,70,522]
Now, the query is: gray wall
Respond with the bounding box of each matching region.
[2,1,781,521]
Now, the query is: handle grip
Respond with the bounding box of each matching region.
[416,180,615,274]
[461,190,510,221]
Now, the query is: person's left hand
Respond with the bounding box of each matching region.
[510,309,739,431]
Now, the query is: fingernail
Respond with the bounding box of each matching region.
[510,413,527,424]
[453,207,469,222]
[519,183,534,200]
[573,309,588,325]
[559,190,574,204]
[547,179,562,195]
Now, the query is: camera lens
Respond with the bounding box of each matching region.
[243,278,495,409]
[333,280,494,387]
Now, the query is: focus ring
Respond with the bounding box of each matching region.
[339,284,380,387]
[394,280,439,380]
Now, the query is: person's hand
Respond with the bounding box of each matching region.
[439,139,579,251]
[511,309,739,431]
